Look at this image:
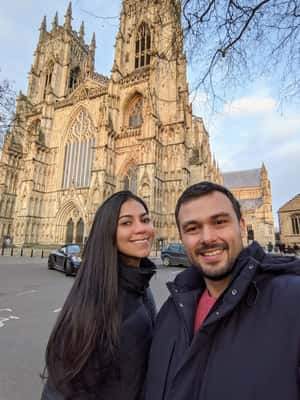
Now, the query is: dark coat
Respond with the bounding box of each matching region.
[41,259,156,400]
[145,241,300,400]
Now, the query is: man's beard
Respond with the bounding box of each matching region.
[192,242,236,281]
[198,261,235,281]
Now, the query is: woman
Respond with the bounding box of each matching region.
[41,191,156,400]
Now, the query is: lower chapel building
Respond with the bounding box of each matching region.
[223,165,274,248]
[278,194,300,249]
[0,1,274,247]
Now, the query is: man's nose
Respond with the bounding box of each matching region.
[200,225,217,243]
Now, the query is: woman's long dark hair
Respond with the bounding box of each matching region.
[44,191,149,396]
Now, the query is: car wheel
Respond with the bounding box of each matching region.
[163,257,171,266]
[65,260,74,276]
[48,256,55,270]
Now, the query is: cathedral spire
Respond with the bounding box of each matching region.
[64,2,72,30]
[39,16,47,42]
[51,12,58,32]
[79,21,85,42]
[87,33,96,75]
[90,32,96,53]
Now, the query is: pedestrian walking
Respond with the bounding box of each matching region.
[145,181,300,400]
[41,191,156,400]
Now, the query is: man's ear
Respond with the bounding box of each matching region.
[239,216,246,238]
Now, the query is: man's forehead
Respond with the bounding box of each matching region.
[178,192,235,220]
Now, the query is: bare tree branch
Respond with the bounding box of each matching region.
[0,74,16,146]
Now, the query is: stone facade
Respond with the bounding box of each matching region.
[0,1,221,247]
[278,194,300,248]
[223,164,275,248]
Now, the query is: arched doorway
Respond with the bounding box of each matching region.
[76,218,84,244]
[66,218,74,243]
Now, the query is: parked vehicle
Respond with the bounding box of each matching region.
[48,244,82,276]
[161,243,190,267]
[2,235,13,248]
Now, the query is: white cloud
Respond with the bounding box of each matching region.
[266,140,300,161]
[223,95,277,117]
[262,115,300,141]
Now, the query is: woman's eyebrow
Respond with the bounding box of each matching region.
[119,212,148,219]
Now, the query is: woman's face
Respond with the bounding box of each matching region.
[116,199,154,267]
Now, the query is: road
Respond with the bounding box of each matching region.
[0,256,183,400]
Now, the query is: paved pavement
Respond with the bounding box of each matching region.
[0,256,183,400]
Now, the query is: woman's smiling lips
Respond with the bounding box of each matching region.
[130,238,150,244]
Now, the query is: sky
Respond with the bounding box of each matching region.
[1,0,299,228]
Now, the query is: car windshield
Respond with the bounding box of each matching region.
[178,245,186,254]
[66,245,81,254]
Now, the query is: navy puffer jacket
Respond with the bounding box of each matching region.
[41,259,156,400]
[145,242,300,400]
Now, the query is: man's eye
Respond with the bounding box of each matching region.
[215,219,226,225]
[185,226,197,232]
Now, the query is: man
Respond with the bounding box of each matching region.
[145,181,300,400]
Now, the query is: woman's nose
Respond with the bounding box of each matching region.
[133,220,146,233]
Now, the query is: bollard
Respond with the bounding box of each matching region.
[20,248,23,257]
[31,248,34,257]
[1,247,4,256]
[10,247,13,256]
[41,249,44,259]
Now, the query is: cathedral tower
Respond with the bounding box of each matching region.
[106,0,202,241]
[27,3,95,105]
[0,0,220,247]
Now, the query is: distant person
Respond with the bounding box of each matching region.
[267,241,273,253]
[41,191,156,400]
[145,181,300,400]
[293,243,299,255]
[279,242,286,255]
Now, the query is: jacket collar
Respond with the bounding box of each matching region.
[166,243,265,341]
[119,258,156,295]
[167,241,300,328]
[168,241,266,295]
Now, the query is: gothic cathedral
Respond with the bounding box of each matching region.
[0,1,221,247]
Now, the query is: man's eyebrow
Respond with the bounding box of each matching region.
[181,212,230,228]
[210,212,230,219]
[181,219,199,229]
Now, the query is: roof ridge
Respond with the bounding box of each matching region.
[222,167,261,175]
[278,193,300,211]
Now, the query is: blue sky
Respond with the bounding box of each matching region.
[1,0,299,227]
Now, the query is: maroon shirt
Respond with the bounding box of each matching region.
[194,288,217,332]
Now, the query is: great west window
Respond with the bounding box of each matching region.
[62,109,95,189]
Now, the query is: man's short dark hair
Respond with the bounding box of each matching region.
[175,181,242,229]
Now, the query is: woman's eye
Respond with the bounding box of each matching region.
[143,217,151,223]
[121,220,131,226]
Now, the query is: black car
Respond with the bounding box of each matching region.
[161,243,190,267]
[48,244,82,276]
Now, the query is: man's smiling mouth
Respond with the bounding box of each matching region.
[202,249,224,256]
